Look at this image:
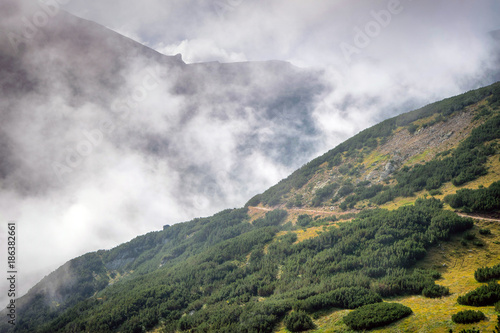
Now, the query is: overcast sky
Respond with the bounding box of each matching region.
[1,0,499,305]
[63,0,500,63]
[63,0,500,141]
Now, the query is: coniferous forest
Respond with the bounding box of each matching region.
[21,198,473,333]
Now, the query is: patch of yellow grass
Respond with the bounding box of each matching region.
[263,243,270,255]
[275,223,339,245]
[293,227,324,243]
[260,208,347,252]
[276,309,354,333]
[456,153,500,189]
[414,114,439,126]
[380,195,420,211]
[405,149,433,166]
[392,126,406,134]
[275,219,500,333]
[380,153,500,212]
[386,219,500,333]
[432,154,500,204]
[363,151,390,169]
[106,270,133,285]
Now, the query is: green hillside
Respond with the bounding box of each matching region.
[248,82,500,210]
[4,81,500,333]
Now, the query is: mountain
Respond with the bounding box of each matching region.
[0,0,324,195]
[0,0,327,298]
[3,80,500,333]
[2,2,500,332]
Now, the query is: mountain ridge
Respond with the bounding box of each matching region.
[0,0,328,294]
[3,80,500,333]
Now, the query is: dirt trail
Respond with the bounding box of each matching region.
[249,206,344,216]
[251,207,500,222]
[251,205,500,225]
[456,213,500,223]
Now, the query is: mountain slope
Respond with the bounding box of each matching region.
[3,81,500,333]
[248,82,500,211]
[0,0,327,300]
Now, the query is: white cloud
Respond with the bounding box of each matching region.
[156,39,247,63]
[1,0,500,307]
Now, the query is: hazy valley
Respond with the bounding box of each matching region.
[1,1,500,333]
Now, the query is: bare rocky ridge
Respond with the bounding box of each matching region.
[379,108,477,166]
[366,106,479,182]
[269,101,488,211]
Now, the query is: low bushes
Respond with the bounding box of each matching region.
[294,287,382,312]
[452,310,485,324]
[343,302,412,330]
[457,282,500,306]
[422,284,450,298]
[284,311,315,332]
[475,263,500,282]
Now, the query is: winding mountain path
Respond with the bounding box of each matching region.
[250,206,336,215]
[456,213,500,223]
[250,206,500,223]
[249,206,348,216]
